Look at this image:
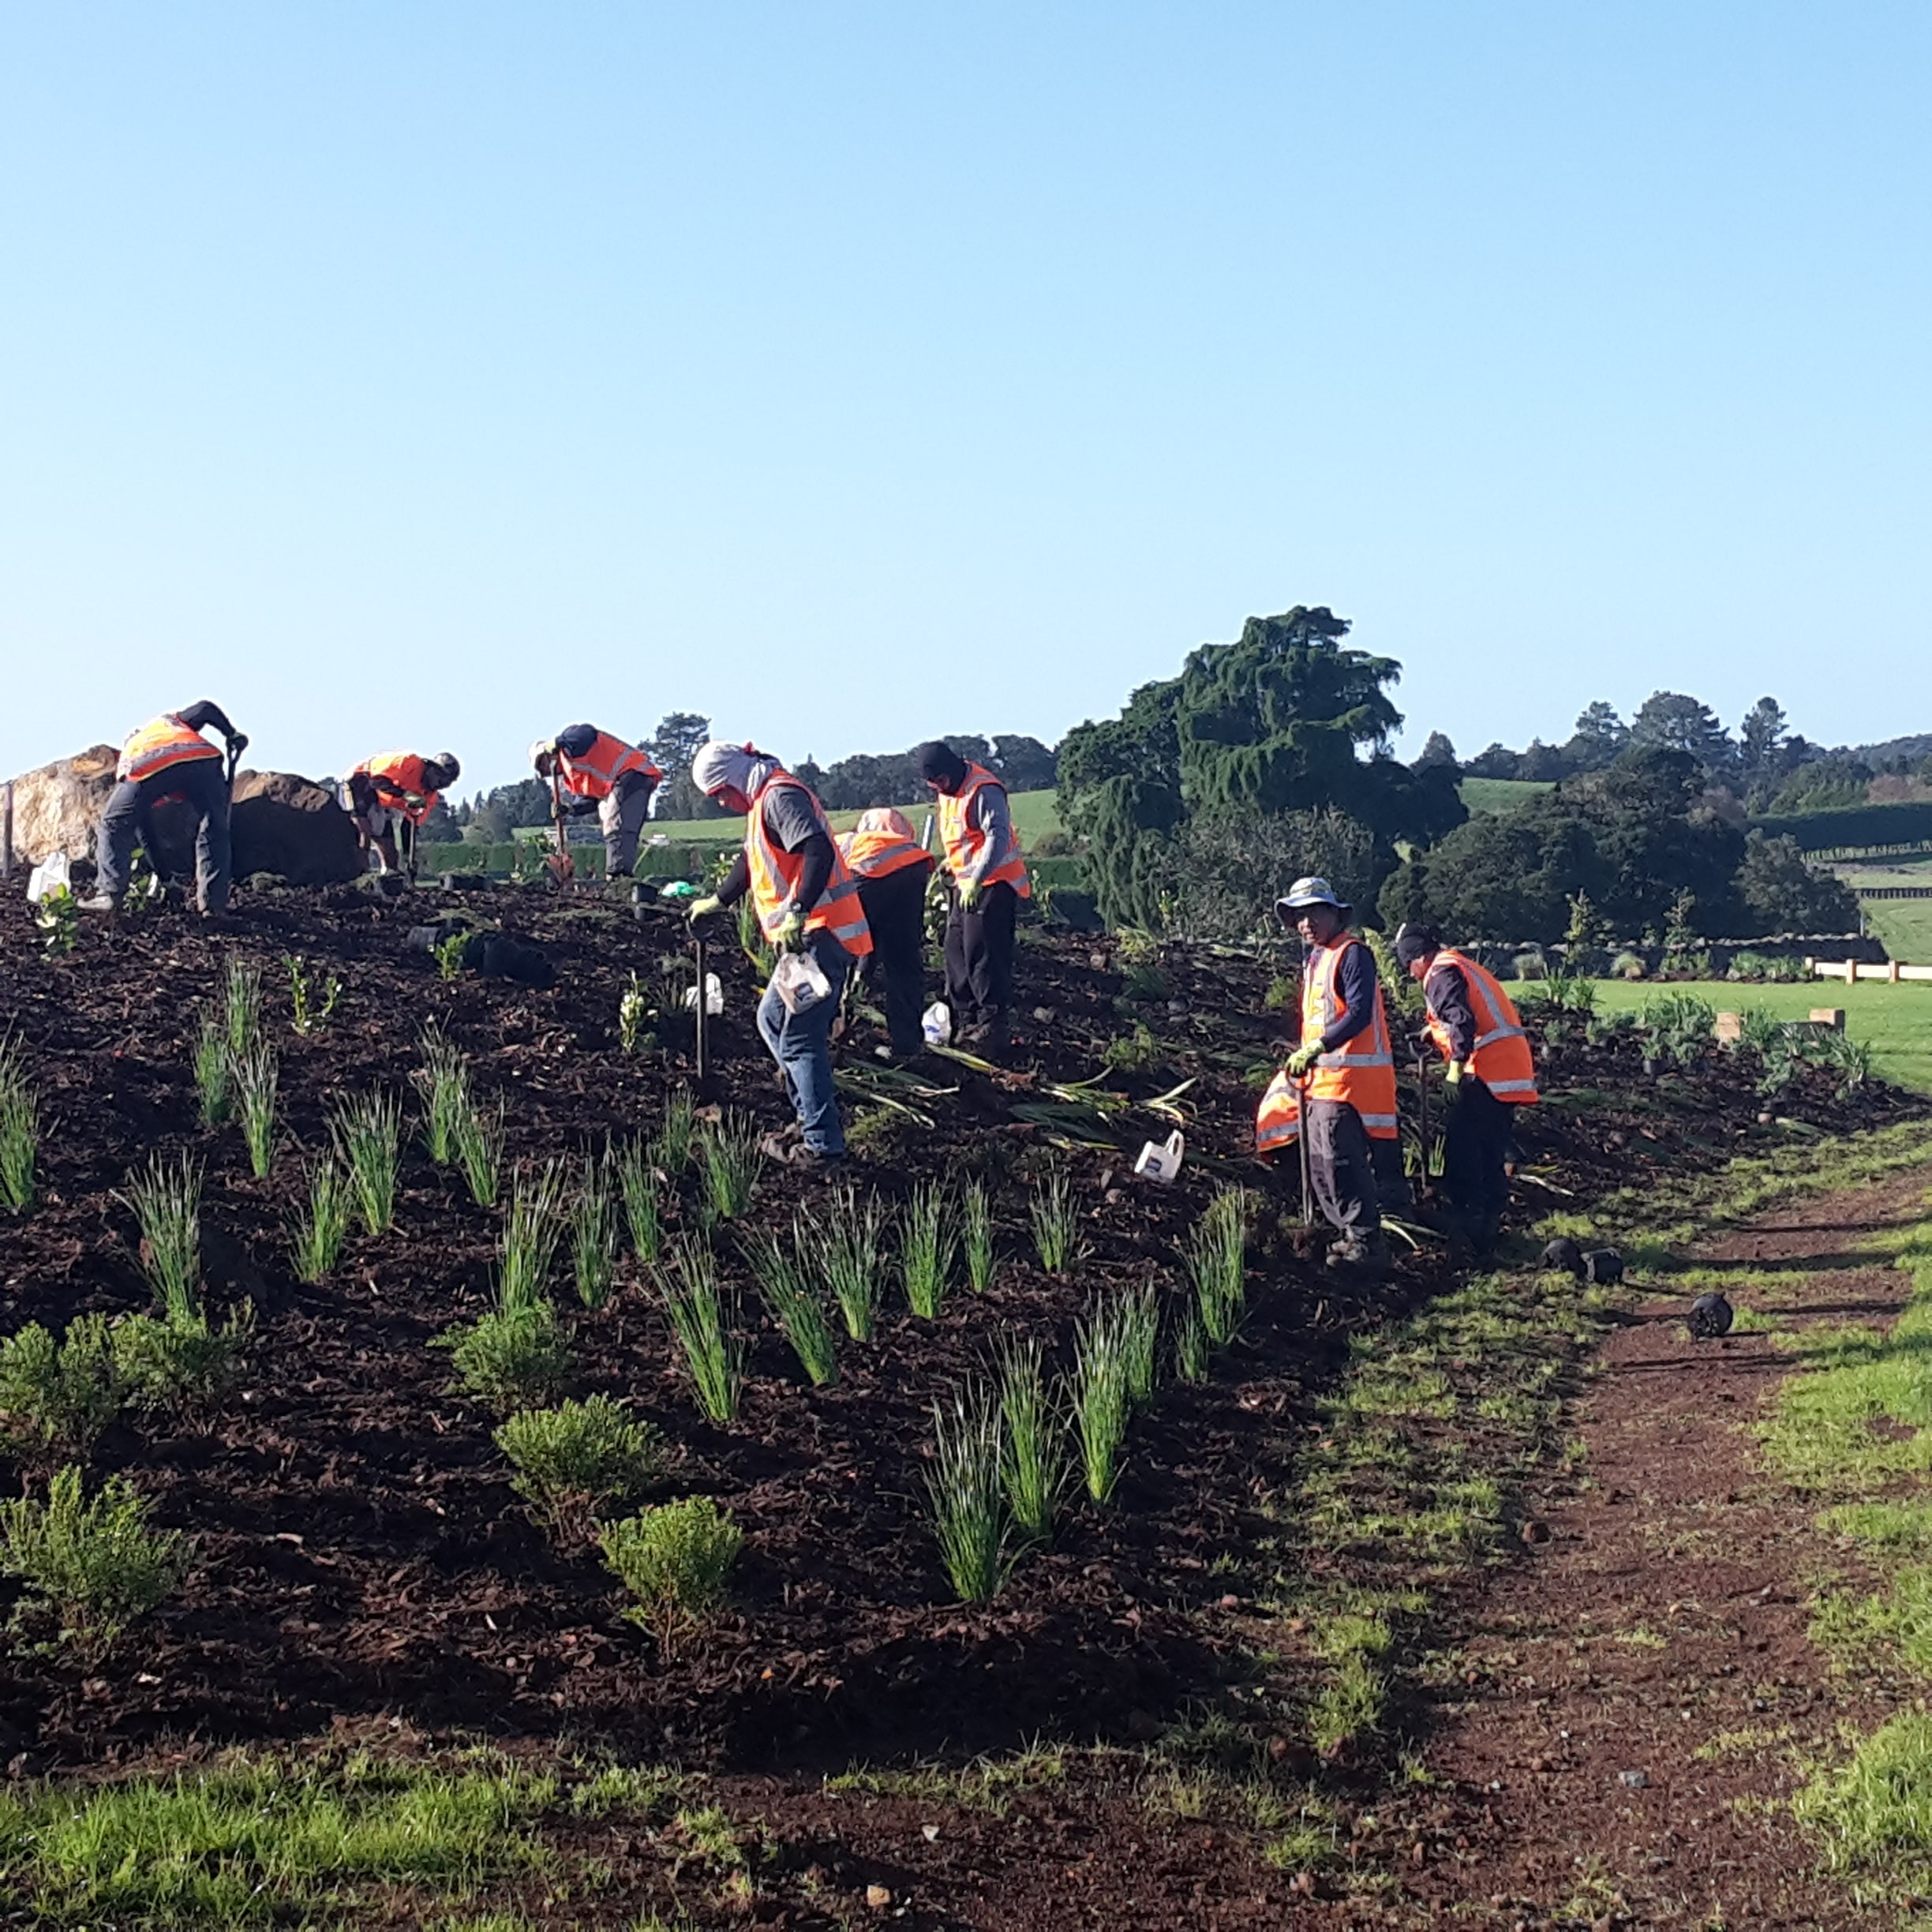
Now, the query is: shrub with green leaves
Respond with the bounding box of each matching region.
[569,1151,620,1309]
[494,1395,661,1544]
[286,1159,352,1282]
[0,1315,123,1459]
[926,1381,1006,1603]
[438,1303,572,1414]
[331,1091,402,1234]
[900,1181,957,1319]
[0,1037,39,1215]
[119,1152,203,1324]
[744,1222,838,1387]
[113,1307,253,1419]
[817,1185,886,1340]
[599,1496,741,1646]
[1029,1168,1076,1275]
[659,1239,743,1424]
[995,1335,1062,1544]
[698,1112,762,1224]
[0,1464,189,1662]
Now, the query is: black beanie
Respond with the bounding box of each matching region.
[915,739,968,787]
[1393,923,1440,968]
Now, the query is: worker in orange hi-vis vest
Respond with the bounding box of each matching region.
[82,701,249,917]
[340,751,461,878]
[1395,922,1539,1259]
[837,807,935,1059]
[1274,875,1406,1275]
[528,725,663,878]
[685,741,873,1169]
[915,739,1029,1046]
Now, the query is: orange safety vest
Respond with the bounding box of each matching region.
[117,713,223,784]
[746,769,873,957]
[1301,934,1398,1140]
[353,751,442,826]
[556,732,662,801]
[937,763,1030,896]
[1424,949,1540,1103]
[1254,1067,1301,1155]
[840,807,932,881]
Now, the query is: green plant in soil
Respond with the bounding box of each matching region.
[995,1335,1062,1544]
[112,1306,253,1419]
[331,1091,402,1235]
[1118,1281,1159,1408]
[698,1111,762,1223]
[438,1303,571,1414]
[568,1150,620,1310]
[655,1087,698,1178]
[286,1159,352,1282]
[0,1038,38,1214]
[222,958,264,1056]
[744,1221,839,1387]
[416,1025,470,1165]
[32,886,78,954]
[615,1136,663,1266]
[0,1463,188,1663]
[119,1151,203,1323]
[599,1496,742,1649]
[660,1237,744,1424]
[961,1180,996,1294]
[1174,1304,1210,1384]
[816,1183,886,1340]
[494,1395,661,1544]
[1184,1187,1248,1346]
[1029,1168,1077,1275]
[452,1095,506,1208]
[498,1163,565,1314]
[1072,1299,1132,1504]
[285,953,342,1035]
[0,1315,123,1460]
[432,930,468,982]
[193,1013,233,1126]
[619,972,652,1054]
[900,1181,957,1319]
[231,1040,279,1179]
[926,1380,1007,1603]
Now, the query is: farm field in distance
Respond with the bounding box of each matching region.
[631,788,1065,848]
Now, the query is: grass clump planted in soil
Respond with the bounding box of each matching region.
[698,1110,762,1224]
[996,1335,1062,1544]
[0,1036,39,1214]
[744,1222,839,1387]
[568,1149,620,1310]
[616,1136,664,1266]
[452,1095,507,1208]
[1029,1167,1077,1275]
[927,1380,1008,1603]
[660,1238,744,1424]
[900,1181,957,1319]
[961,1178,996,1293]
[1072,1297,1132,1504]
[416,1024,471,1166]
[497,1164,565,1314]
[231,1039,279,1179]
[193,1015,232,1127]
[655,1086,698,1178]
[221,957,264,1055]
[332,1091,403,1236]
[1185,1187,1248,1346]
[817,1184,886,1340]
[600,1496,742,1646]
[286,1158,352,1282]
[119,1151,203,1324]
[495,1395,662,1544]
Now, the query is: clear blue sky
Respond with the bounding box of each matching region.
[4,3,1927,793]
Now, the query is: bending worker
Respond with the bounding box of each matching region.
[529,726,662,878]
[915,740,1029,1045]
[341,751,460,877]
[1268,876,1400,1274]
[837,807,934,1060]
[1395,923,1538,1257]
[84,701,249,917]
[686,742,872,1168]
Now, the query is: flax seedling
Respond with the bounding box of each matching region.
[660,1237,743,1424]
[619,973,652,1054]
[499,1163,565,1313]
[1029,1169,1077,1275]
[926,1380,1007,1604]
[655,1088,698,1178]
[286,1158,351,1282]
[745,1221,838,1387]
[698,1111,762,1224]
[222,959,264,1056]
[416,1026,471,1165]
[0,1039,38,1215]
[119,1153,203,1324]
[452,1095,506,1208]
[286,953,341,1035]
[332,1091,402,1235]
[996,1335,1062,1544]
[1071,1299,1131,1505]
[1184,1188,1247,1346]
[231,1042,278,1179]
[193,1016,233,1126]
[961,1180,995,1294]
[616,1136,663,1266]
[900,1182,957,1319]
[818,1185,886,1340]
[1119,1282,1159,1408]
[1174,1305,1210,1385]
[570,1150,621,1309]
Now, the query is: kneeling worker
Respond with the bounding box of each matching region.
[84,701,249,916]
[686,743,872,1166]
[837,807,934,1058]
[342,751,460,877]
[530,726,662,878]
[1394,923,1538,1256]
[1275,876,1400,1273]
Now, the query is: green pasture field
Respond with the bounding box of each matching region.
[1456,777,1552,815]
[638,788,1064,847]
[1584,977,1932,1096]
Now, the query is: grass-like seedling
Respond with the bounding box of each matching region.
[926,1380,1007,1603]
[817,1184,886,1341]
[660,1238,744,1424]
[995,1335,1062,1545]
[655,1087,698,1178]
[0,1315,123,1459]
[744,1222,838,1387]
[1184,1188,1248,1346]
[331,1091,402,1235]
[438,1303,571,1414]
[1174,1305,1210,1385]
[570,1150,620,1309]
[1029,1169,1077,1275]
[961,1180,996,1294]
[286,953,342,1035]
[416,1025,470,1166]
[119,1152,203,1324]
[286,1159,352,1282]
[599,1496,742,1649]
[1120,1281,1159,1409]
[0,1464,189,1663]
[698,1112,762,1224]
[0,1039,38,1214]
[452,1095,506,1208]
[616,1136,663,1266]
[193,1015,233,1126]
[900,1181,957,1319]
[222,958,264,1056]
[231,1042,278,1179]
[494,1395,661,1544]
[1071,1299,1132,1505]
[498,1163,565,1314]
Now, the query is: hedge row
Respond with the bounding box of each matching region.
[1752,799,1932,851]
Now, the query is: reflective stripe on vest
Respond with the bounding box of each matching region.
[558,732,661,800]
[353,752,441,825]
[1425,949,1540,1104]
[746,771,874,956]
[118,714,222,784]
[1254,1068,1301,1151]
[937,765,1030,896]
[1301,935,1399,1140]
[840,826,932,880]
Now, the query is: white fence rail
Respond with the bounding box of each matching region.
[1810,957,1932,984]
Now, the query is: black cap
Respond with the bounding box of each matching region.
[915,740,968,787]
[1393,923,1440,968]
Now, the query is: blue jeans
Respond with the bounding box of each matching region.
[756,930,852,1155]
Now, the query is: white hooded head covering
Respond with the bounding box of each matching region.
[855,807,915,839]
[691,740,780,803]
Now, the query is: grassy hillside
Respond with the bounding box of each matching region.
[640,788,1064,847]
[1458,776,1553,815]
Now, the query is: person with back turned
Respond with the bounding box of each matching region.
[529,726,662,878]
[1394,922,1538,1257]
[837,807,934,1059]
[82,700,249,917]
[915,739,1029,1045]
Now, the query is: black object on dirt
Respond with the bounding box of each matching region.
[1583,1248,1625,1286]
[1541,1237,1585,1276]
[462,932,556,989]
[1688,1291,1734,1339]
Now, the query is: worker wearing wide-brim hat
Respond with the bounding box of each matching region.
[1265,875,1400,1273]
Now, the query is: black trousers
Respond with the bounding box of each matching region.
[855,866,929,1054]
[97,760,231,912]
[943,879,1017,1026]
[1306,1097,1382,1234]
[1443,1077,1512,1232]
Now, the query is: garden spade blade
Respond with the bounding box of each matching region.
[1415,1050,1430,1203]
[545,770,575,884]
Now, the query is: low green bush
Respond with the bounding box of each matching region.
[438,1304,572,1414]
[599,1497,742,1646]
[495,1395,661,1544]
[0,1315,123,1459]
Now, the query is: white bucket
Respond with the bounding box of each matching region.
[681,972,724,1016]
[922,1001,953,1046]
[1133,1130,1186,1185]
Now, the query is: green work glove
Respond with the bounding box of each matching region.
[958,877,983,911]
[686,894,722,927]
[773,907,807,952]
[1286,1043,1320,1077]
[1443,1058,1466,1104]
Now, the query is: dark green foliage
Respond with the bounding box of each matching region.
[1753,799,1932,851]
[495,1396,661,1542]
[438,1305,571,1413]
[0,1316,123,1458]
[1735,832,1859,934]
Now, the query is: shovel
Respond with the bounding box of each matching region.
[545,771,575,885]
[1296,1069,1314,1228]
[1414,1049,1431,1200]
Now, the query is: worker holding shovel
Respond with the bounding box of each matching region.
[529,726,662,879]
[340,751,459,880]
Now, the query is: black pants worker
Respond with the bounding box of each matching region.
[943,878,1018,1032]
[1442,1076,1511,1248]
[855,866,929,1056]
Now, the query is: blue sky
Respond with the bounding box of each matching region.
[3,3,1927,792]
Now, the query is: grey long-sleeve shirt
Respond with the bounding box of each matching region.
[717,783,834,915]
[959,781,1013,887]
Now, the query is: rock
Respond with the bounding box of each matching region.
[864,1884,893,1908]
[226,771,362,886]
[1688,1292,1734,1339]
[1520,1519,1550,1545]
[1619,1768,1649,1788]
[3,745,120,867]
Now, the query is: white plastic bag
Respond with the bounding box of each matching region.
[772,949,833,1016]
[1133,1130,1186,1185]
[922,1001,953,1046]
[26,852,70,904]
[681,972,724,1016]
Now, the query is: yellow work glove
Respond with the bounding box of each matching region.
[686,894,722,927]
[773,907,807,952]
[1286,1043,1320,1077]
[1443,1058,1466,1104]
[957,877,983,911]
